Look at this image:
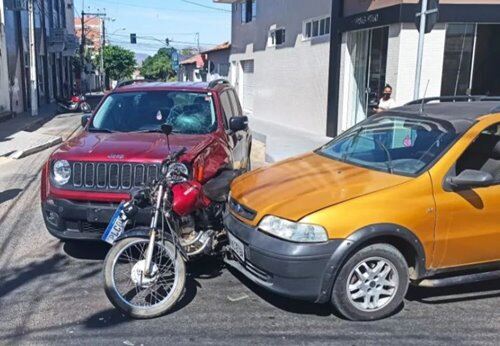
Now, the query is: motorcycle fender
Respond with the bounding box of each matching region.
[115,227,172,243]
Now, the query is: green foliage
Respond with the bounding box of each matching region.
[140,48,176,81]
[99,45,137,81]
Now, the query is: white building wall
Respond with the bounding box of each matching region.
[229,0,331,136]
[231,38,330,135]
[387,23,447,106]
[0,0,11,113]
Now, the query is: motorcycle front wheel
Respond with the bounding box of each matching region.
[103,237,186,319]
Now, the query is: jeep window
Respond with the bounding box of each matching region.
[91,91,217,134]
[319,115,459,176]
[220,91,235,126]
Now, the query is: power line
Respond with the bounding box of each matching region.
[82,0,230,14]
[179,0,231,13]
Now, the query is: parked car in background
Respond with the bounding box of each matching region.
[42,80,251,241]
[225,97,500,321]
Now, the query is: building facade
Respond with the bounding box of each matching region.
[1,0,77,115]
[218,0,332,135]
[219,0,500,138]
[329,0,500,136]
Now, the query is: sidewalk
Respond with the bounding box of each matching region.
[249,117,332,163]
[0,103,67,159]
[0,103,59,141]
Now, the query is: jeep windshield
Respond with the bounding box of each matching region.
[319,115,460,176]
[91,91,217,134]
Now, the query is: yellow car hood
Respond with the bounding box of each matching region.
[230,152,412,225]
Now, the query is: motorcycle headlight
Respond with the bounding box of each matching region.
[166,162,189,183]
[53,160,71,185]
[258,215,328,243]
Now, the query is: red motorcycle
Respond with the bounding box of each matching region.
[101,124,238,318]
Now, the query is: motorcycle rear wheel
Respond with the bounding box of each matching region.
[80,102,91,113]
[103,237,186,319]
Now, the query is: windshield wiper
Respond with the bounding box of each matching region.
[88,127,115,133]
[342,126,394,174]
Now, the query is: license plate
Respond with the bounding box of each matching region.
[228,233,245,262]
[101,203,126,245]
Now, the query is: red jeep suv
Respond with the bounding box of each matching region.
[41,80,251,240]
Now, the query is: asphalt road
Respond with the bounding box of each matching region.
[0,115,499,345]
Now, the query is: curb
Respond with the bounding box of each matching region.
[9,137,63,159]
[251,130,275,163]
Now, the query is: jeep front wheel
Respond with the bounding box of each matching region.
[331,244,409,321]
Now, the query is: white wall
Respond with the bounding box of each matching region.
[387,23,447,106]
[231,37,330,136]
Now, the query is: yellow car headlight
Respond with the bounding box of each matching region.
[258,215,328,243]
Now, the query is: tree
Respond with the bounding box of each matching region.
[98,45,136,81]
[140,48,175,81]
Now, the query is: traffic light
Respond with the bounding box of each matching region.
[130,33,137,44]
[165,38,170,46]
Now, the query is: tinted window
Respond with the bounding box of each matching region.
[319,115,460,176]
[220,92,234,125]
[92,91,217,135]
[229,90,242,116]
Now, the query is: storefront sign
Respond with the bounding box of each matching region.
[353,13,380,26]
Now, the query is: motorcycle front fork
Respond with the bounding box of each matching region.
[144,184,164,276]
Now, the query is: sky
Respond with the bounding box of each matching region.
[73,0,232,56]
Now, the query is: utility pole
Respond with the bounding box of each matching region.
[28,0,38,116]
[100,18,106,90]
[413,0,428,100]
[80,10,85,93]
[195,32,200,52]
[79,10,107,92]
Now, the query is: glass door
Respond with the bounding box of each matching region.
[346,27,389,128]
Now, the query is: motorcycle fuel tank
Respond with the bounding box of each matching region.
[172,181,209,216]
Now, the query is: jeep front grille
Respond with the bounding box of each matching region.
[70,162,160,191]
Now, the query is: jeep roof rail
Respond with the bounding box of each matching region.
[208,79,231,89]
[115,79,156,89]
[406,95,500,105]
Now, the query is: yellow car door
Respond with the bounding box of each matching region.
[431,117,500,269]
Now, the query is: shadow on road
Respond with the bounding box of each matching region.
[63,241,110,261]
[226,266,333,317]
[0,189,23,205]
[407,279,500,304]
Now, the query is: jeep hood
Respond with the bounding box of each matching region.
[53,131,214,163]
[230,152,412,224]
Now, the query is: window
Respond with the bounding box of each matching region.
[456,123,500,182]
[269,28,286,47]
[303,16,331,40]
[92,91,217,134]
[241,0,256,24]
[319,115,460,176]
[220,92,235,127]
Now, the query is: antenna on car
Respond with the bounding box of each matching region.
[420,80,430,115]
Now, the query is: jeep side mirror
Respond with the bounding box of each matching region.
[229,116,248,132]
[161,124,173,136]
[447,169,494,190]
[81,114,91,128]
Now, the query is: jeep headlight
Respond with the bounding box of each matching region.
[258,215,328,243]
[53,160,71,185]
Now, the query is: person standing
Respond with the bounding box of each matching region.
[376,85,396,113]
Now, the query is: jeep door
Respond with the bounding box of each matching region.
[431,119,500,268]
[219,90,250,170]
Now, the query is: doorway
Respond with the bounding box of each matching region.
[345,26,389,128]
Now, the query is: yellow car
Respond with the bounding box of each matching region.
[225,97,500,321]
